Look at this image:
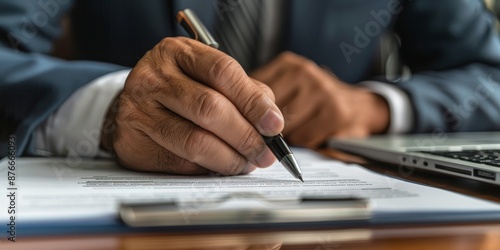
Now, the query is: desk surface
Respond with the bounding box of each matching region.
[2,149,500,250]
[3,224,500,250]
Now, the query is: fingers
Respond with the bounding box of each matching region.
[252,51,310,84]
[171,37,285,136]
[250,52,351,148]
[262,72,317,135]
[148,109,246,176]
[145,63,275,169]
[264,74,300,108]
[256,54,330,138]
[119,98,257,175]
[250,51,374,149]
[251,78,275,103]
[281,99,318,137]
[251,51,306,83]
[285,107,334,148]
[111,118,209,175]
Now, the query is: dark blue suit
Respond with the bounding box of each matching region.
[1,0,500,158]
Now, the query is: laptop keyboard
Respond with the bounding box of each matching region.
[423,150,500,167]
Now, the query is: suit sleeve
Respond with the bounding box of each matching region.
[0,0,125,157]
[393,0,500,133]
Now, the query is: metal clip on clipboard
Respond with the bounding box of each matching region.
[120,193,371,227]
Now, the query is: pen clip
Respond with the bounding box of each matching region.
[177,9,219,48]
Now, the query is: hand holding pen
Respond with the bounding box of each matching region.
[177,9,303,181]
[101,10,295,179]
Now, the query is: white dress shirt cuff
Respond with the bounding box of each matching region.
[31,69,131,158]
[360,81,414,134]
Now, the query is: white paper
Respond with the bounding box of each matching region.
[1,148,499,222]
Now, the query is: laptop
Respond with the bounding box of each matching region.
[329,132,500,185]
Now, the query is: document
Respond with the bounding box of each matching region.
[1,148,499,223]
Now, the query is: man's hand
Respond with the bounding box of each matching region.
[101,37,284,175]
[251,52,389,149]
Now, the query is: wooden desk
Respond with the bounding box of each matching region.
[2,149,500,250]
[3,223,500,250]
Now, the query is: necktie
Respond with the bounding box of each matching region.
[215,0,263,72]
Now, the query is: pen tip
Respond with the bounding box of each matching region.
[298,176,304,182]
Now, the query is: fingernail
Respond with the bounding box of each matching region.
[258,109,284,136]
[255,148,276,168]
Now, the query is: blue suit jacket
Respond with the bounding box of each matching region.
[1,0,500,157]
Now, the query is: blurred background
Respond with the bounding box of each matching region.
[486,0,500,25]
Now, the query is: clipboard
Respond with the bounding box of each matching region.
[119,193,371,227]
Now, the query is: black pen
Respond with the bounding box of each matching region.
[176,9,303,182]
